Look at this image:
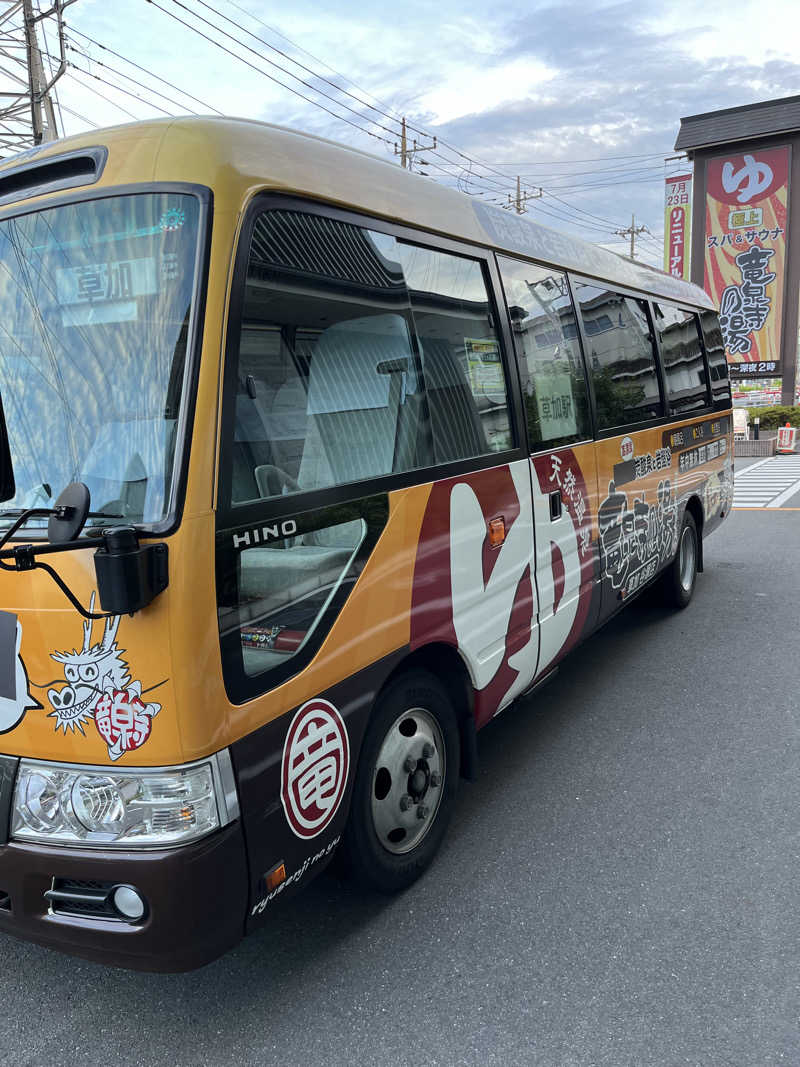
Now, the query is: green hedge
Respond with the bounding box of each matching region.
[746,405,800,429]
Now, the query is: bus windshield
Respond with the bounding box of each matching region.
[0,191,202,529]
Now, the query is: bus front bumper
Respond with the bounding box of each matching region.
[0,822,248,971]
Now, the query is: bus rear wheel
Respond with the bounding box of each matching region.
[663,511,698,609]
[342,670,459,893]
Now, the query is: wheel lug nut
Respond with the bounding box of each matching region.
[403,756,416,773]
[416,804,429,820]
[399,794,412,812]
[422,743,434,759]
[430,772,441,787]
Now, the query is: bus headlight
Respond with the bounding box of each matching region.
[11,753,239,848]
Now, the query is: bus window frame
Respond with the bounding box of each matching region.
[492,252,596,456]
[215,192,528,532]
[0,180,214,539]
[568,272,678,440]
[650,299,713,418]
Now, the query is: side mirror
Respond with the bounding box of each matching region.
[0,393,15,503]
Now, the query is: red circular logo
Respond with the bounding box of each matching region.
[281,699,349,839]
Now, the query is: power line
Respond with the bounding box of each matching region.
[218,0,407,121]
[149,0,653,228]
[65,69,143,122]
[196,0,407,131]
[68,60,174,116]
[143,0,397,147]
[66,42,201,115]
[67,24,222,114]
[152,0,401,141]
[484,151,673,165]
[55,2,667,248]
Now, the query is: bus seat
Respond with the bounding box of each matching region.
[418,338,487,462]
[266,372,307,478]
[236,315,411,642]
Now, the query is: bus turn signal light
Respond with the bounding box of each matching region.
[265,863,286,891]
[488,517,506,547]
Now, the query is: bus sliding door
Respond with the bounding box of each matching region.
[571,281,672,624]
[497,257,601,679]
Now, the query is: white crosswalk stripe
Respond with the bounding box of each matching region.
[733,454,800,508]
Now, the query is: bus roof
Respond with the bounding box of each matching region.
[0,116,715,310]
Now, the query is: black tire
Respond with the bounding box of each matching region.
[341,669,460,893]
[663,511,698,609]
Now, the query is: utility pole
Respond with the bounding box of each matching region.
[394,117,436,171]
[0,0,76,157]
[505,176,542,214]
[614,213,649,259]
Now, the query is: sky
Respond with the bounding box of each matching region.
[23,0,800,267]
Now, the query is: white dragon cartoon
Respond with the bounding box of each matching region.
[47,595,161,760]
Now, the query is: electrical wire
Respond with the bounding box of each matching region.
[218,0,408,122]
[64,69,143,122]
[144,0,398,147]
[150,0,672,237]
[58,1,673,246]
[66,25,223,114]
[152,0,402,140]
[68,61,173,116]
[66,42,201,115]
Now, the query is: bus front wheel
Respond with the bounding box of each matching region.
[342,670,460,893]
[663,511,698,609]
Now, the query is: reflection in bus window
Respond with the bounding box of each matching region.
[0,193,200,527]
[497,256,591,449]
[227,210,512,507]
[396,242,512,461]
[221,518,367,679]
[653,303,709,415]
[699,309,732,408]
[573,282,663,430]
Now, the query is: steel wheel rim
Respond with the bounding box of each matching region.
[370,707,445,856]
[679,525,696,591]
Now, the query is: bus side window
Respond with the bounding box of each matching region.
[396,242,514,460]
[496,255,591,450]
[652,302,709,415]
[573,281,664,431]
[225,209,437,506]
[699,309,732,409]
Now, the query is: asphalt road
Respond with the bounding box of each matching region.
[2,507,798,1067]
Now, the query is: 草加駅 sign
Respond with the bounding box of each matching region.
[703,146,790,378]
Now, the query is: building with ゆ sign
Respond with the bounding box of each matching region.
[676,95,800,405]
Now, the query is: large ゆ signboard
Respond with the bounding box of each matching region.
[703,146,790,378]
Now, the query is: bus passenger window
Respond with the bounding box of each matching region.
[396,243,513,460]
[699,310,732,408]
[497,256,591,449]
[653,303,709,415]
[225,210,515,509]
[573,282,663,430]
[226,210,436,505]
